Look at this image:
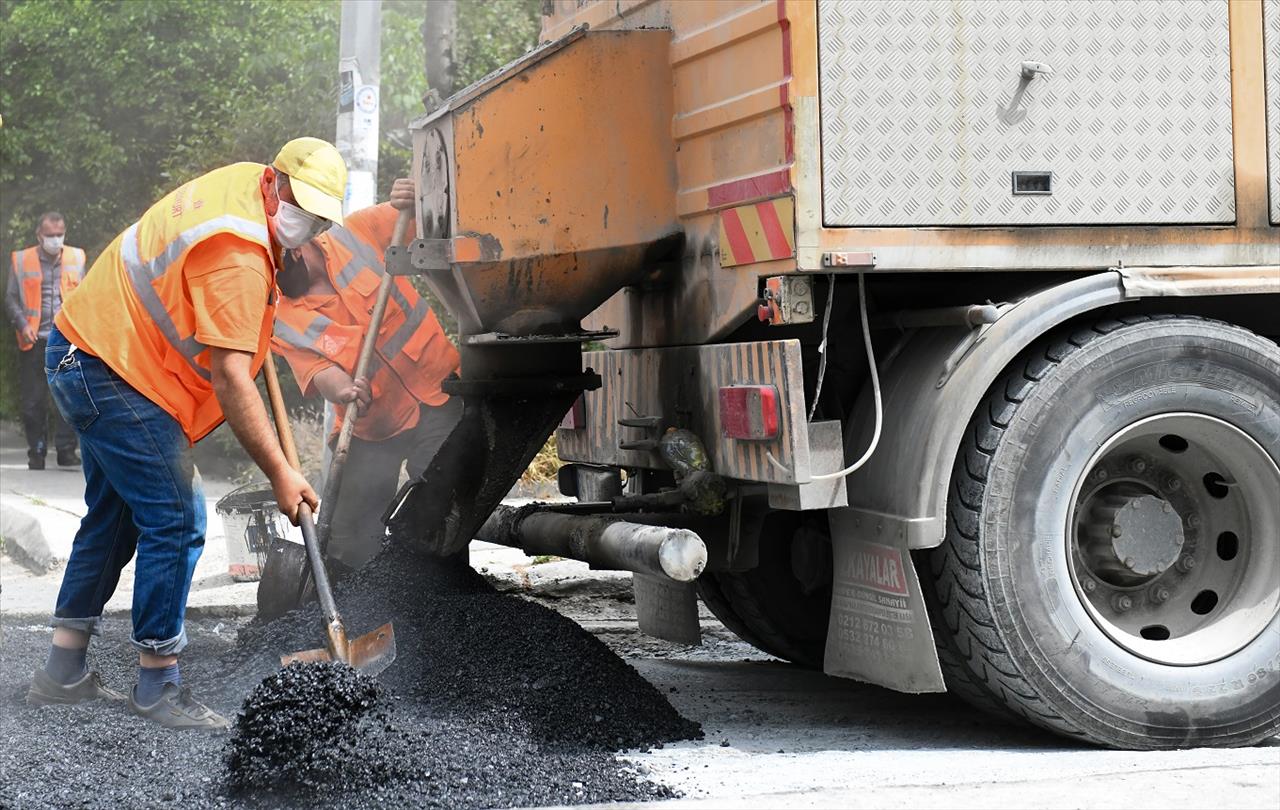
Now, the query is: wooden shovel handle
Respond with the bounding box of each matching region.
[262,353,302,473]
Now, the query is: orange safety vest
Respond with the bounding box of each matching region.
[273,208,458,442]
[55,162,277,442]
[9,246,84,351]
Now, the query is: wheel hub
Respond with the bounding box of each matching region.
[1067,413,1280,666]
[1081,484,1185,585]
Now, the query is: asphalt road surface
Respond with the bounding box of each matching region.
[579,611,1280,810]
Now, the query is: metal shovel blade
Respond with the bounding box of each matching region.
[279,622,397,677]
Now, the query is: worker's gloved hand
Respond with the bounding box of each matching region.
[19,323,37,346]
[271,465,320,526]
[389,177,415,211]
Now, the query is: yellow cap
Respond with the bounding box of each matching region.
[272,137,347,225]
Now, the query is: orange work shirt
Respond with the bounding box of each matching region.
[273,203,458,442]
[58,233,276,442]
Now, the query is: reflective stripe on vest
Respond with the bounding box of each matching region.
[382,284,429,358]
[119,215,269,381]
[326,227,428,360]
[275,311,335,352]
[329,226,380,289]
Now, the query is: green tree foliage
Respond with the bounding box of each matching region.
[0,0,540,418]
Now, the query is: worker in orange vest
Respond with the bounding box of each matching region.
[5,211,85,469]
[273,177,460,576]
[26,138,346,731]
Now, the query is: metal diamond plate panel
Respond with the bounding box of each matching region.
[819,0,1235,227]
[1266,0,1280,223]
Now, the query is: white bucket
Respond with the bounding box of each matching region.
[215,483,286,582]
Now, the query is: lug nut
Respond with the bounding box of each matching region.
[1111,593,1133,612]
[1177,554,1197,573]
[1082,579,1097,593]
[1163,476,1182,493]
[1185,512,1201,529]
[1129,457,1148,474]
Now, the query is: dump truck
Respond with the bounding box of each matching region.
[383,0,1280,750]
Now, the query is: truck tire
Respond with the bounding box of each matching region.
[924,315,1280,748]
[697,510,831,667]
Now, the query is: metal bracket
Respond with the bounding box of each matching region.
[384,244,416,277]
[460,329,618,346]
[441,371,601,397]
[398,234,504,275]
[821,251,877,269]
[1020,60,1053,79]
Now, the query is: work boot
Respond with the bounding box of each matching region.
[57,448,81,467]
[28,441,46,471]
[26,668,126,706]
[128,683,230,731]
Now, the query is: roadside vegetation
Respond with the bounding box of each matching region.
[0,0,540,418]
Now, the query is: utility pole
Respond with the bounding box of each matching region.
[328,0,382,477]
[422,0,457,110]
[337,0,382,215]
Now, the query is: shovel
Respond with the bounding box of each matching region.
[256,210,411,619]
[262,353,396,675]
[313,209,413,555]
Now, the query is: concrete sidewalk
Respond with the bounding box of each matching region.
[0,422,259,619]
[0,422,628,623]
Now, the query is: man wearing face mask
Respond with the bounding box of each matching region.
[6,211,85,469]
[27,138,345,730]
[272,177,460,577]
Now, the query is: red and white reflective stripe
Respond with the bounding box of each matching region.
[718,196,796,268]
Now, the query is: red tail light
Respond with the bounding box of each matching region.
[718,385,780,440]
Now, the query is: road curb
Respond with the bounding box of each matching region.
[2,604,258,625]
[0,503,58,574]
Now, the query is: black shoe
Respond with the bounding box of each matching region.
[28,455,45,471]
[57,449,81,467]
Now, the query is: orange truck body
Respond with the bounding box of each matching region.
[410,0,1279,489]
[537,0,1278,348]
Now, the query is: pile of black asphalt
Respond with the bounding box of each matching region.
[0,548,701,809]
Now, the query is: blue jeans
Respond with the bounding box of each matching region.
[45,327,205,656]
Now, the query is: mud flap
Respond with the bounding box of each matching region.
[633,574,702,646]
[822,507,946,693]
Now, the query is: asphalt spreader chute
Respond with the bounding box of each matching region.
[257,27,689,614]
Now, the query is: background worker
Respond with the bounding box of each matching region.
[27,138,346,731]
[273,177,460,576]
[6,211,85,469]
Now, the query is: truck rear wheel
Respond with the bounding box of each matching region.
[924,315,1280,748]
[697,510,831,667]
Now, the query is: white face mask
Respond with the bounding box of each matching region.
[272,199,330,249]
[40,235,64,255]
